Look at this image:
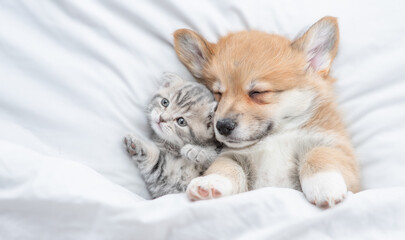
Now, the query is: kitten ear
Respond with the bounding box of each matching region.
[161,72,186,88]
[291,17,339,77]
[206,102,217,130]
[173,29,215,81]
[208,101,217,120]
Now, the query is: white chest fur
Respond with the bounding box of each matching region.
[250,131,301,189]
[233,129,334,190]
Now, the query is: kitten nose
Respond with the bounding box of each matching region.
[160,113,171,122]
[216,118,237,136]
[159,115,166,123]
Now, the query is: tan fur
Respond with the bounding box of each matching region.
[300,146,360,192]
[174,17,360,204]
[204,156,248,193]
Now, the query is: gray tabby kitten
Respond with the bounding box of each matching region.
[124,73,221,198]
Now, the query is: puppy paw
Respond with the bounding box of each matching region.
[301,171,348,208]
[186,174,233,201]
[124,134,146,157]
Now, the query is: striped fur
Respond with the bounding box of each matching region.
[125,73,221,198]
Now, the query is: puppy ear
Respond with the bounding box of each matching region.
[292,17,339,77]
[173,29,215,80]
[161,72,185,88]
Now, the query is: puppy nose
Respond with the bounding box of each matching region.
[216,118,237,136]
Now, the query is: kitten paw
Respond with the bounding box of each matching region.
[186,174,233,201]
[181,144,209,164]
[124,134,146,157]
[301,171,348,208]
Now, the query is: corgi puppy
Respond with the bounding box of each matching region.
[173,17,360,207]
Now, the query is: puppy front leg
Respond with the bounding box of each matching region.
[300,146,360,207]
[186,156,247,200]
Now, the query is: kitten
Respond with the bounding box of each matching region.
[124,73,221,198]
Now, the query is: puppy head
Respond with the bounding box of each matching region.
[174,17,339,148]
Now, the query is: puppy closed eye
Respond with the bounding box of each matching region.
[249,91,264,97]
[214,92,222,101]
[248,90,281,104]
[249,91,270,98]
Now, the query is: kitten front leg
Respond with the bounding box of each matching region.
[124,134,160,172]
[180,144,217,166]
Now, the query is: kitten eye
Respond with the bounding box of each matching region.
[176,117,187,127]
[161,98,169,107]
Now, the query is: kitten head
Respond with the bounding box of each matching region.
[148,73,217,146]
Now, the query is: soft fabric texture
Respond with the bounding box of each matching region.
[0,0,404,239]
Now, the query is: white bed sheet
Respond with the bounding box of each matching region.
[1,0,405,239]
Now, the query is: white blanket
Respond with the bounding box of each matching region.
[1,0,405,239]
